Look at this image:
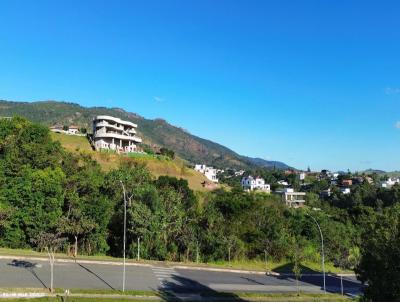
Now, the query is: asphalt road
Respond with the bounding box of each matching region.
[0,259,363,296]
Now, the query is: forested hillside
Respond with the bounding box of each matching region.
[0,100,290,170]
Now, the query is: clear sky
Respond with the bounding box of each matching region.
[0,0,399,171]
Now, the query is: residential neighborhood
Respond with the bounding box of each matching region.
[1,0,400,299]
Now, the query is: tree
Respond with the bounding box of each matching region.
[289,236,307,295]
[356,204,400,301]
[58,209,95,257]
[32,232,66,292]
[223,235,239,266]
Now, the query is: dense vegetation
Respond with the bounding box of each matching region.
[0,117,399,300]
[0,100,289,169]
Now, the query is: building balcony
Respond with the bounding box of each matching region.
[94,132,142,143]
[95,121,124,131]
[94,115,137,128]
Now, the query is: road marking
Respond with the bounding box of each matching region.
[151,267,180,285]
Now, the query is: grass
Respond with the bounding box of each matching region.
[0,288,352,302]
[0,293,353,302]
[50,132,92,152]
[0,298,154,302]
[50,132,217,192]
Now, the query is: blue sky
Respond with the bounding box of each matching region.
[0,0,399,171]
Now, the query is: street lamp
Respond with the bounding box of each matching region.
[137,237,141,261]
[307,213,326,293]
[120,181,127,292]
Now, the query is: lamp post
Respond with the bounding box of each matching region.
[137,237,140,261]
[120,181,127,292]
[307,213,326,293]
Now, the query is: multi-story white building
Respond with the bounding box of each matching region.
[194,164,218,182]
[92,115,142,153]
[275,188,306,208]
[241,176,271,192]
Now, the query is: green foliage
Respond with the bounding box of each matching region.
[1,115,399,297]
[159,147,175,159]
[356,204,400,301]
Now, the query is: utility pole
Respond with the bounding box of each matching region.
[137,237,140,261]
[308,213,326,293]
[340,275,344,295]
[120,181,127,292]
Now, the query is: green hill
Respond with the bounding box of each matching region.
[0,100,290,170]
[50,132,215,192]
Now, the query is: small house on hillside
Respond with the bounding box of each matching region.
[49,125,64,133]
[68,125,80,135]
[341,179,353,187]
[275,188,306,208]
[241,176,270,192]
[194,164,218,183]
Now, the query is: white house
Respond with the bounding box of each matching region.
[194,164,218,183]
[340,187,351,194]
[241,176,270,192]
[234,170,245,177]
[380,178,400,188]
[277,180,289,186]
[275,188,306,208]
[92,115,142,153]
[68,125,80,135]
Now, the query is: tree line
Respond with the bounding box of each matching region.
[0,117,399,301]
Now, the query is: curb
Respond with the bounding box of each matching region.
[174,266,356,277]
[0,255,152,267]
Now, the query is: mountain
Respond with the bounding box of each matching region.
[0,100,290,170]
[243,157,290,170]
[362,169,387,174]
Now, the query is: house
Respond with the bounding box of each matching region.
[92,115,142,153]
[319,170,332,179]
[299,172,306,181]
[234,170,245,177]
[341,179,353,187]
[194,164,218,182]
[68,125,80,135]
[352,177,364,185]
[277,180,289,186]
[340,187,351,194]
[49,125,64,133]
[320,189,332,198]
[365,176,374,184]
[241,176,270,192]
[380,178,400,189]
[276,188,306,208]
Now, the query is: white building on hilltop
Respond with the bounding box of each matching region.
[92,115,142,153]
[241,176,271,192]
[194,164,218,183]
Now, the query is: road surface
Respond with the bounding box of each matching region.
[0,258,363,296]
